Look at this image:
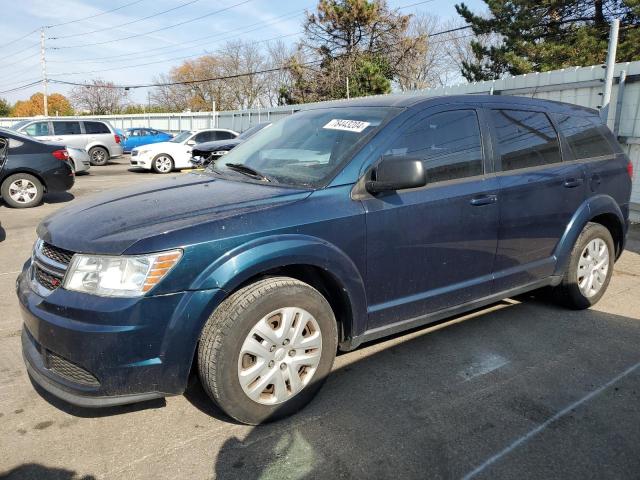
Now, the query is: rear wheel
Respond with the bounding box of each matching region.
[553,222,615,309]
[152,154,174,174]
[1,173,44,208]
[88,146,109,166]
[198,277,337,424]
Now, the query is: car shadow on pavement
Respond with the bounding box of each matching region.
[210,295,640,480]
[0,223,5,242]
[28,377,166,419]
[0,463,96,480]
[43,192,74,205]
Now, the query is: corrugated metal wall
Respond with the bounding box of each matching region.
[2,61,639,217]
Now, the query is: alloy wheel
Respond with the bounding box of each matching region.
[155,156,172,173]
[8,179,38,204]
[237,307,322,405]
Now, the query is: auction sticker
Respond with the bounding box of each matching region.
[323,119,370,132]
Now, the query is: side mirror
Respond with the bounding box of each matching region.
[186,139,196,146]
[365,156,426,194]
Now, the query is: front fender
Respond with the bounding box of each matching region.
[553,194,625,276]
[192,234,368,338]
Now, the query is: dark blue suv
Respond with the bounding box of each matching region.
[17,95,633,424]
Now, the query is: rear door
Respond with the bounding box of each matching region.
[52,121,85,148]
[363,106,500,329]
[83,121,113,150]
[488,108,587,291]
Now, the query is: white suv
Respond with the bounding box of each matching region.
[130,128,238,173]
[12,119,123,166]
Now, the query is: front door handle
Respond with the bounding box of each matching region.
[470,194,498,206]
[563,178,583,188]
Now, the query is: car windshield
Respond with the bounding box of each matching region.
[10,120,30,130]
[170,131,192,143]
[238,122,271,140]
[208,107,397,188]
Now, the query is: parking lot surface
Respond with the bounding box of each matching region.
[1,158,639,480]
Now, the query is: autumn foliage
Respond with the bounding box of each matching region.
[10,93,73,117]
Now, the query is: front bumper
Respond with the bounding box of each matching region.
[129,153,152,169]
[17,269,225,408]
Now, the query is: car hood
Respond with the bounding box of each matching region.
[37,173,311,255]
[193,139,241,153]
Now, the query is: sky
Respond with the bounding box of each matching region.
[0,0,485,105]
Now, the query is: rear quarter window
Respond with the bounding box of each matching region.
[552,114,614,159]
[84,121,111,134]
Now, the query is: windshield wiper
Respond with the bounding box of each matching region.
[225,163,272,182]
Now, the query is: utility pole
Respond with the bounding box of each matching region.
[346,77,350,100]
[600,18,620,124]
[40,28,48,117]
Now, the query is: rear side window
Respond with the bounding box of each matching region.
[552,114,613,159]
[385,109,484,183]
[24,122,50,136]
[53,121,82,135]
[84,121,110,134]
[491,110,561,171]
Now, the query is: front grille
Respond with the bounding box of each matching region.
[41,242,74,266]
[34,265,63,290]
[46,351,100,387]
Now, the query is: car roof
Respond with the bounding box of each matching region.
[306,94,598,116]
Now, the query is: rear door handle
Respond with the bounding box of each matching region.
[563,178,583,188]
[470,194,498,206]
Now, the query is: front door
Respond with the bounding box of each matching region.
[487,108,587,291]
[363,108,499,330]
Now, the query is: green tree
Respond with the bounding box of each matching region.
[0,97,11,116]
[456,0,640,81]
[283,0,422,102]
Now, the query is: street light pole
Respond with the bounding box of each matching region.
[40,28,49,117]
[600,18,620,124]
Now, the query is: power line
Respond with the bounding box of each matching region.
[47,9,304,64]
[0,42,39,63]
[48,0,201,40]
[49,61,322,90]
[45,0,147,29]
[0,80,42,95]
[48,32,302,77]
[51,0,254,50]
[0,28,40,50]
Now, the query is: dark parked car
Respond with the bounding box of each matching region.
[17,95,632,424]
[191,122,271,166]
[0,128,74,208]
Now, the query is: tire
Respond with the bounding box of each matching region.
[1,173,44,208]
[88,146,109,166]
[198,277,338,425]
[553,222,615,309]
[152,154,174,174]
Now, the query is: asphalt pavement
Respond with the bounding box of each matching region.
[0,158,639,480]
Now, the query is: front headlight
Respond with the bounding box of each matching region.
[138,149,152,156]
[64,250,182,297]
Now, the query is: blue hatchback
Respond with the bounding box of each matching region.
[18,95,633,424]
[121,128,173,152]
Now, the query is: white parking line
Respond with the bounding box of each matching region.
[0,271,21,276]
[462,360,640,479]
[459,353,510,381]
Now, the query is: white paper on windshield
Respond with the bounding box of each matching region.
[323,119,370,133]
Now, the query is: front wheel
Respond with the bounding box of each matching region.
[553,222,615,309]
[198,277,337,424]
[1,173,44,208]
[152,154,174,174]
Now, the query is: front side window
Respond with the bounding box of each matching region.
[24,122,50,136]
[492,110,561,171]
[384,109,484,183]
[209,107,398,188]
[53,121,82,135]
[84,121,110,134]
[552,114,613,159]
[194,131,216,143]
